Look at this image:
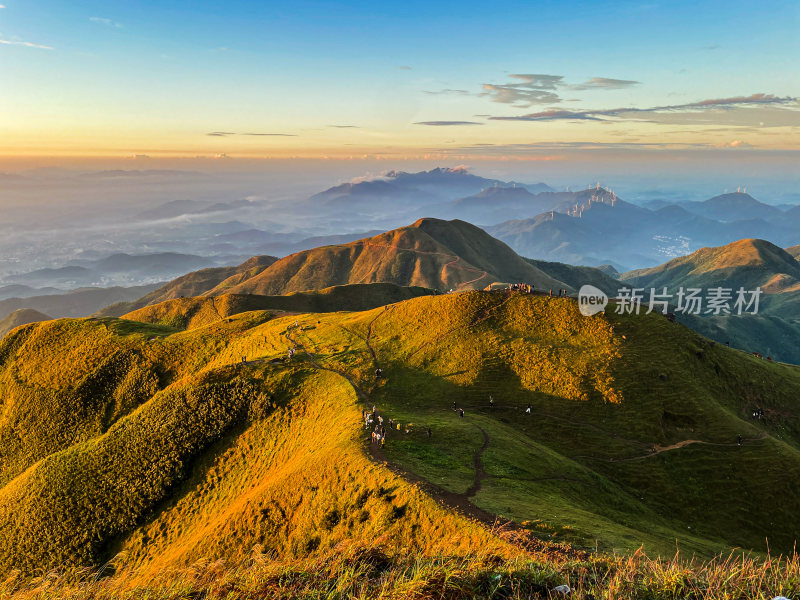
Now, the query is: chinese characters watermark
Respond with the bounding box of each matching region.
[578,285,762,316]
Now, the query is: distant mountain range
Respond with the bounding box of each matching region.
[0,284,161,326]
[299,171,800,270]
[645,192,786,223]
[488,190,800,270]
[3,253,240,289]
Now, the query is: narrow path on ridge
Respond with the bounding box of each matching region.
[464,426,490,498]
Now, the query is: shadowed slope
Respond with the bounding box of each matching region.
[122,284,434,330]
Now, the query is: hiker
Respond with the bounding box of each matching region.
[388,417,393,426]
[549,288,552,296]
[427,427,432,438]
[380,425,385,436]
[380,436,385,448]
[459,408,464,418]
[738,434,743,446]
[452,401,457,411]
[378,415,383,425]
[525,403,531,414]
[489,395,494,408]
[375,368,383,379]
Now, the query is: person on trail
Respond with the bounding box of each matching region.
[549,288,552,296]
[459,408,464,418]
[378,415,383,425]
[452,401,457,411]
[427,427,432,438]
[738,434,743,446]
[489,395,494,408]
[525,404,531,414]
[380,436,385,448]
[388,417,393,426]
[375,368,383,379]
[396,422,401,430]
[380,425,385,436]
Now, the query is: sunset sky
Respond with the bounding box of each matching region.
[1,0,798,165]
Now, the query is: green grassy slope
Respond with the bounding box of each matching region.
[0,291,798,578]
[0,309,516,576]
[291,292,800,556]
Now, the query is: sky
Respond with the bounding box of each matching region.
[1,0,798,170]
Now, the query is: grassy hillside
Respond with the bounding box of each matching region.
[787,244,800,260]
[621,239,800,308]
[121,284,434,330]
[620,239,800,362]
[0,308,51,337]
[95,255,278,317]
[1,290,799,584]
[205,218,570,296]
[678,312,800,365]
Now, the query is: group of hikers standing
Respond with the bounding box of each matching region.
[365,404,430,448]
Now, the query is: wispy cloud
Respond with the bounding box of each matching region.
[206,131,298,136]
[397,65,412,70]
[329,125,360,128]
[431,73,640,108]
[480,74,563,107]
[90,17,122,28]
[0,35,53,50]
[414,121,484,126]
[568,77,640,90]
[489,94,798,123]
[424,88,470,96]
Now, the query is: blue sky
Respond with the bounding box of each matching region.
[0,0,798,159]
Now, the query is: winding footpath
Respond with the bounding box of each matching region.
[276,297,772,559]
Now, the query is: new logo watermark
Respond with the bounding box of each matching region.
[578,285,608,316]
[578,285,762,316]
